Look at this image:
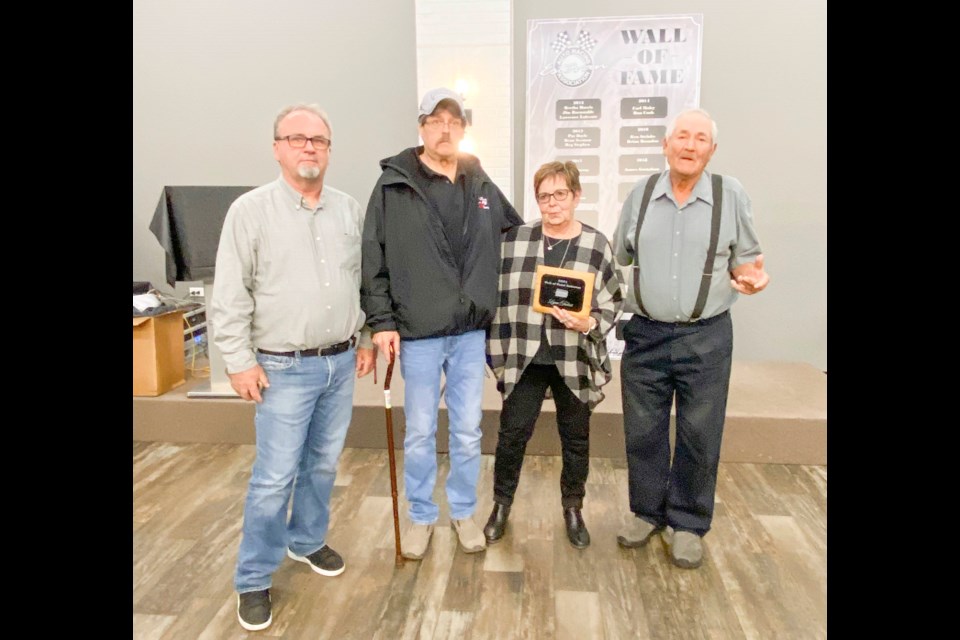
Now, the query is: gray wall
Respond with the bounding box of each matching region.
[134,0,826,371]
[133,0,419,297]
[514,1,827,371]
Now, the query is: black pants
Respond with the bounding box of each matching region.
[620,311,732,536]
[493,364,591,509]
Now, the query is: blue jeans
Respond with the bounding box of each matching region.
[399,330,486,524]
[234,348,356,593]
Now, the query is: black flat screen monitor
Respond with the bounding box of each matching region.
[149,185,256,286]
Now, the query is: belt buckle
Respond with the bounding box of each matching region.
[323,340,346,357]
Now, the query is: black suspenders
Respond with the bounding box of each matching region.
[631,172,723,322]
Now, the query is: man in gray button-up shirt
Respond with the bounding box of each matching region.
[611,108,769,571]
[209,103,374,632]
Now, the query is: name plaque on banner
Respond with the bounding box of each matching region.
[532,265,595,319]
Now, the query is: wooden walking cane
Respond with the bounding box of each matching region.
[383,344,404,566]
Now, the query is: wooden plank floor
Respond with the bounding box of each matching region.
[133,442,827,639]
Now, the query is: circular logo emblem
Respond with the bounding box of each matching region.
[554,48,593,87]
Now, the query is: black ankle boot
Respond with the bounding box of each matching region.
[483,503,511,544]
[563,507,590,549]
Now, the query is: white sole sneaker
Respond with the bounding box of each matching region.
[237,594,272,631]
[286,548,346,577]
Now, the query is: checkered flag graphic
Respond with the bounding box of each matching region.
[551,31,570,52]
[577,30,597,51]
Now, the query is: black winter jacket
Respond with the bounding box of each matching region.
[361,147,523,339]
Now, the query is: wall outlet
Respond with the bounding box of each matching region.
[189,287,205,298]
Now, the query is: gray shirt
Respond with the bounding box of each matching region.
[612,170,762,322]
[210,176,371,374]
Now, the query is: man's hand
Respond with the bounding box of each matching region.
[356,347,376,378]
[372,331,401,363]
[730,254,770,295]
[228,364,270,403]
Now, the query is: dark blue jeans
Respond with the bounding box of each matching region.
[620,311,732,536]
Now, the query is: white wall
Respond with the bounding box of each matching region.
[133,0,419,296]
[415,0,513,197]
[514,1,827,370]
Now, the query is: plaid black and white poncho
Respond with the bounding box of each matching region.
[487,221,624,410]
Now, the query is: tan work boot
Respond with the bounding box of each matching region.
[451,517,486,553]
[401,523,434,560]
[662,526,704,569]
[617,515,662,548]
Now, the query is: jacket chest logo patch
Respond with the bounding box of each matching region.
[477,196,490,210]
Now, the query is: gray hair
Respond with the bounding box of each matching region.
[273,103,333,140]
[665,108,718,143]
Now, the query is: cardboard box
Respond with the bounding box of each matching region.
[133,310,186,396]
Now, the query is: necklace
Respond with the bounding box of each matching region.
[544,235,567,251]
[544,234,575,267]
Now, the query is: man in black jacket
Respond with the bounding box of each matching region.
[362,87,523,560]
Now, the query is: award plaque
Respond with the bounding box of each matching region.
[532,265,595,319]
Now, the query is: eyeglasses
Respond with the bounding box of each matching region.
[536,188,571,204]
[275,134,331,150]
[421,118,464,132]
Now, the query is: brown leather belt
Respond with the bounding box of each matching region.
[257,336,355,358]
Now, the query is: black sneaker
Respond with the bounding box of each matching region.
[237,589,272,631]
[287,545,345,576]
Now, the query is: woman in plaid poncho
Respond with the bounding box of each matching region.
[484,161,624,549]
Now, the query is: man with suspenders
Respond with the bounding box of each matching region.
[611,108,770,569]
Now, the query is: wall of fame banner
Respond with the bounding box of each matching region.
[525,14,703,358]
